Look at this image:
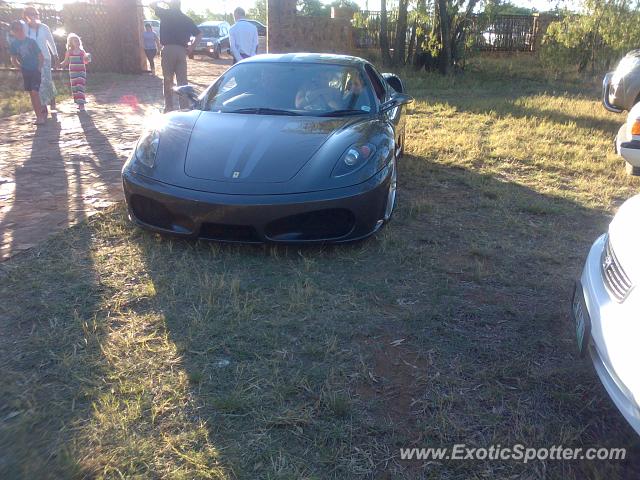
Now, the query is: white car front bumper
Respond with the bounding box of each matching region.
[574,234,640,435]
[616,124,640,167]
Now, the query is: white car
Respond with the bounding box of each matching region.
[615,102,640,175]
[573,194,640,435]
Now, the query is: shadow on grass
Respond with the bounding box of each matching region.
[0,154,639,478]
[124,158,638,477]
[0,222,100,478]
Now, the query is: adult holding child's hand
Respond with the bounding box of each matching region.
[22,6,58,120]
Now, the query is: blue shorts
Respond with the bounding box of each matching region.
[21,68,41,92]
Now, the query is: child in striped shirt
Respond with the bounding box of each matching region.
[60,33,90,111]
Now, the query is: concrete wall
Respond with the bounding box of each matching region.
[267,0,353,54]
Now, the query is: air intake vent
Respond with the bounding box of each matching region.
[601,236,634,303]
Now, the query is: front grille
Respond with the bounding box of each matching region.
[264,209,355,242]
[601,235,634,302]
[200,222,261,243]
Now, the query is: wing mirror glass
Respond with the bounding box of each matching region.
[380,93,414,113]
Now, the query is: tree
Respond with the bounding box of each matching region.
[249,0,267,23]
[330,0,360,13]
[393,0,409,65]
[541,0,640,75]
[379,0,392,65]
[433,0,479,74]
[297,0,329,16]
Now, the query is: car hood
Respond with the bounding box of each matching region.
[608,194,640,285]
[184,112,350,183]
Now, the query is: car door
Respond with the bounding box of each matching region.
[220,25,230,51]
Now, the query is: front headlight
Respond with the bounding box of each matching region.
[134,129,160,168]
[207,41,215,47]
[331,143,376,177]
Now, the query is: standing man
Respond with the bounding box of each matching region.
[229,7,258,64]
[150,0,201,112]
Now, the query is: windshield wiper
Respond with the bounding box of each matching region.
[319,109,369,117]
[227,107,301,116]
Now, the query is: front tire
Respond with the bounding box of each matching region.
[212,44,221,59]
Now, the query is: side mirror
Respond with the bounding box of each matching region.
[380,93,413,113]
[172,85,200,109]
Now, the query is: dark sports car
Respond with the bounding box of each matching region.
[122,53,413,243]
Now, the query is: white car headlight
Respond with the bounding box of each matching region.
[134,129,160,168]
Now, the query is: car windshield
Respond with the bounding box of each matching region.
[204,62,376,116]
[200,26,220,37]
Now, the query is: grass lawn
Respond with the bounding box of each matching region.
[1,55,640,479]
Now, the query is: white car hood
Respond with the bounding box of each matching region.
[609,194,640,285]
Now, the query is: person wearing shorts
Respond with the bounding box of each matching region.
[9,20,45,125]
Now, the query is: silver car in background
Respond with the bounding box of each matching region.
[603,50,640,113]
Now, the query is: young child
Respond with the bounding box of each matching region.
[60,33,90,111]
[8,20,45,125]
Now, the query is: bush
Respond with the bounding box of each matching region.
[540,1,640,76]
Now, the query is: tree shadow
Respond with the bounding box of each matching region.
[1,141,638,477]
[0,207,101,478]
[122,157,639,477]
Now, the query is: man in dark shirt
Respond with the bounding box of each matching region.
[150,0,201,112]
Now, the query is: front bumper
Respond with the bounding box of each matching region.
[122,166,392,243]
[616,124,640,167]
[575,235,640,435]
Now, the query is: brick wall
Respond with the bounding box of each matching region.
[267,0,354,55]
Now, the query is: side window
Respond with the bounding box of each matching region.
[365,64,386,103]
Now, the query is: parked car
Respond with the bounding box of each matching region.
[122,53,413,243]
[572,194,640,435]
[614,102,640,175]
[246,19,266,37]
[603,50,640,113]
[193,21,230,58]
[144,19,160,37]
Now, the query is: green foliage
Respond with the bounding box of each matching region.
[481,0,533,17]
[185,9,233,25]
[248,0,267,23]
[540,0,640,75]
[297,0,329,16]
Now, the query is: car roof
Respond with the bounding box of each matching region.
[198,21,228,27]
[241,53,368,67]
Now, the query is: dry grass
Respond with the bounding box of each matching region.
[1,55,640,479]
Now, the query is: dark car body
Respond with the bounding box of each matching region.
[247,19,267,37]
[122,53,412,244]
[194,21,230,58]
